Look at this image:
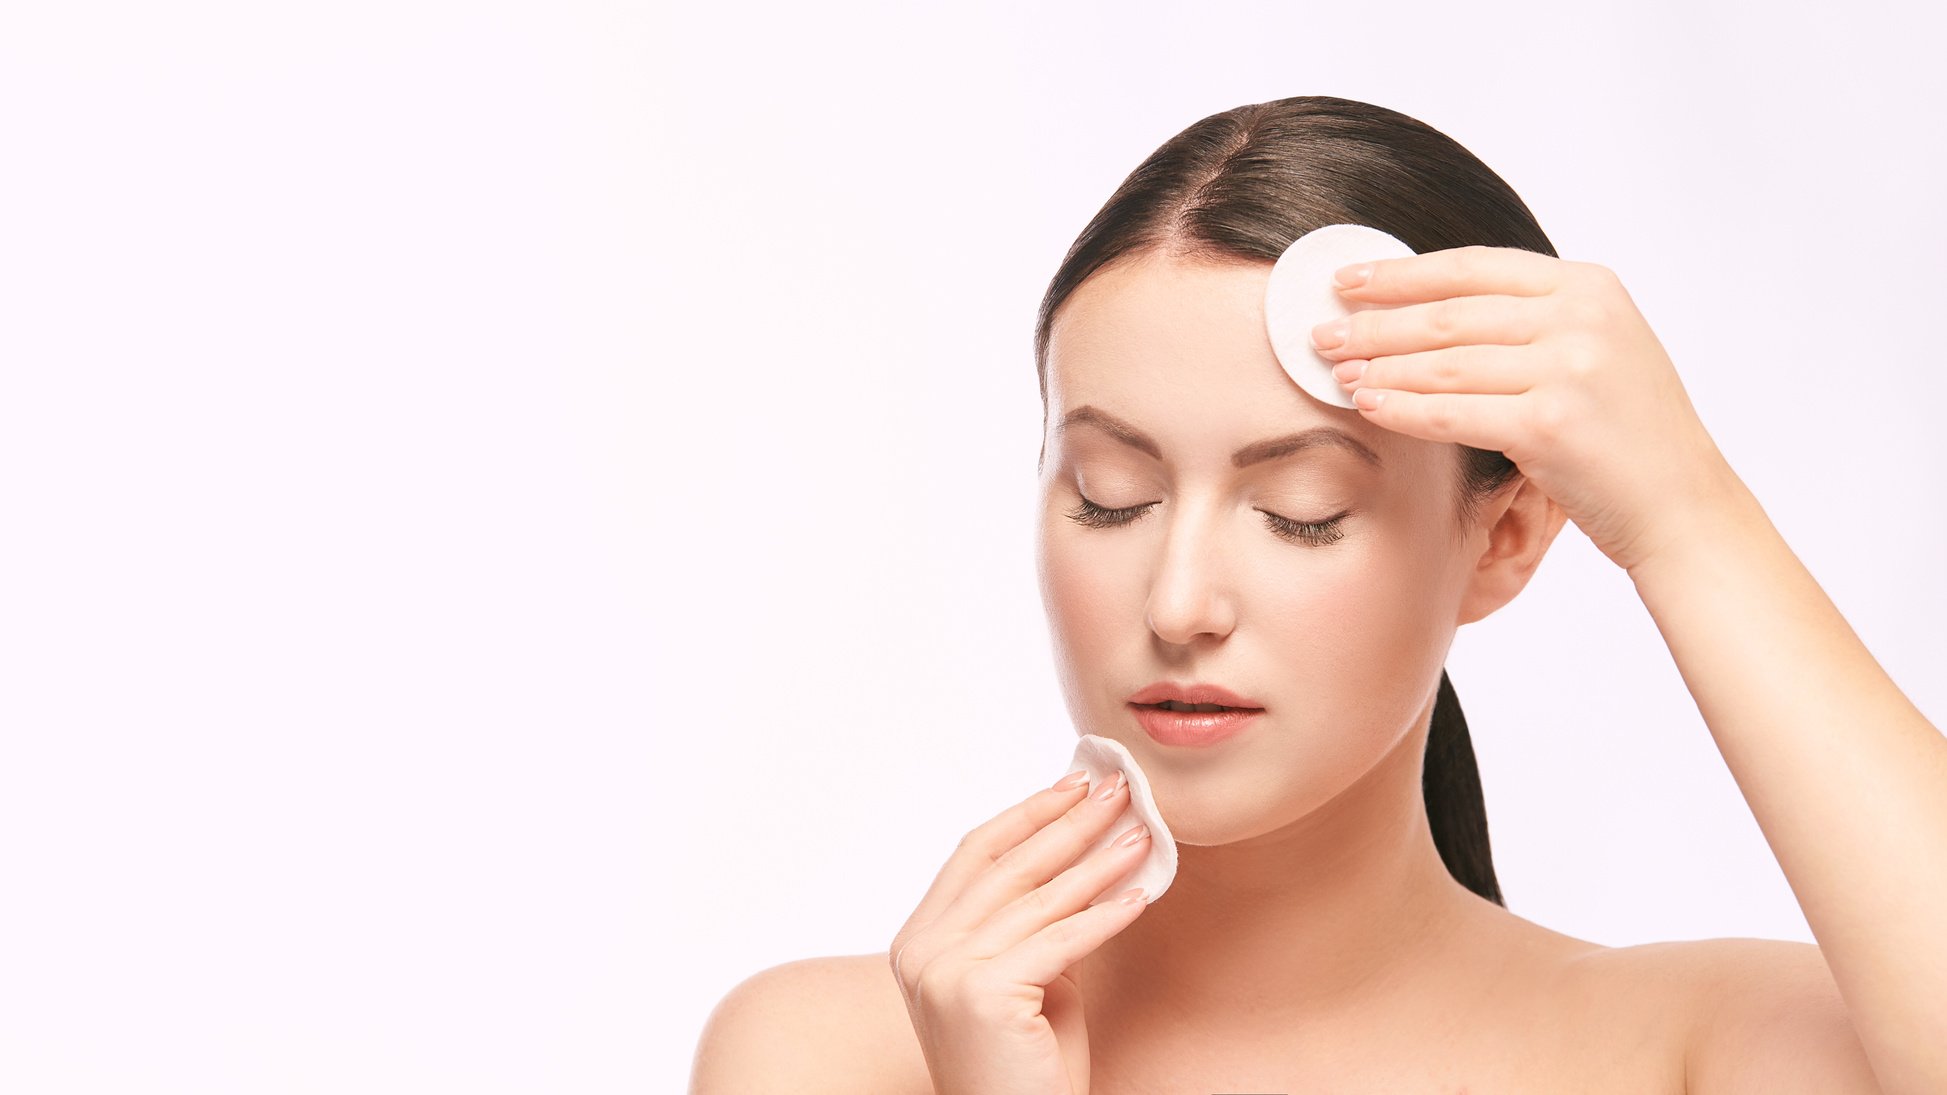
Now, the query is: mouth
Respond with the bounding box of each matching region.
[1134,700,1260,713]
[1128,693,1263,747]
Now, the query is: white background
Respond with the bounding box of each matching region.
[2,1,1942,1091]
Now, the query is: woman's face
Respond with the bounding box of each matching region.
[1036,251,1488,847]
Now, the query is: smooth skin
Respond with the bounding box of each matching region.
[691,246,1943,1093]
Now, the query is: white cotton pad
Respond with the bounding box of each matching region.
[1066,734,1177,906]
[1264,223,1418,409]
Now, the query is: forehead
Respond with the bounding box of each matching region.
[1048,253,1273,393]
[1045,252,1399,464]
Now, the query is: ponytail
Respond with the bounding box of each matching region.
[1422,668,1504,906]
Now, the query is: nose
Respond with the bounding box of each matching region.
[1144,505,1237,646]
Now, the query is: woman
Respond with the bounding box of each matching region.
[691,96,1944,1093]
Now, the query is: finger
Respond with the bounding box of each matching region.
[1351,387,1531,454]
[1313,293,1538,364]
[960,820,1153,959]
[895,775,1095,948]
[1334,244,1564,305]
[988,885,1150,988]
[927,773,1132,941]
[1344,342,1539,398]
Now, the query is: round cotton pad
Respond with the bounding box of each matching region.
[1066,734,1177,906]
[1264,223,1418,409]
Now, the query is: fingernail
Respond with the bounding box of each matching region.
[1332,359,1366,386]
[1334,262,1372,289]
[1117,886,1147,906]
[1111,822,1150,848]
[1052,769,1089,791]
[1091,770,1126,801]
[1354,387,1386,411]
[1310,318,1347,350]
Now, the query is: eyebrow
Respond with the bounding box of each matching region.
[1057,405,1383,469]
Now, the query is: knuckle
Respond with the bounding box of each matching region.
[1528,394,1571,442]
[1562,344,1600,382]
[1017,882,1055,920]
[1050,802,1093,841]
[1431,354,1464,387]
[1339,312,1366,352]
[990,841,1022,873]
[1360,313,1389,352]
[1426,399,1458,436]
[953,825,987,860]
[1577,260,1621,287]
[992,841,1038,882]
[1569,264,1624,311]
[1039,912,1081,955]
[957,818,1020,868]
[1428,298,1461,338]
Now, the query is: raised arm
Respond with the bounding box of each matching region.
[1312,244,1945,1094]
[1626,468,1946,1095]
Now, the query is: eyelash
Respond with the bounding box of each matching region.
[1065,495,1350,547]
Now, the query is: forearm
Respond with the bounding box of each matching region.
[1626,465,1947,1093]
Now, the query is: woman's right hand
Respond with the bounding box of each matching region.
[887,768,1154,1095]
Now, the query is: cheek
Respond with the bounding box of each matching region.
[1036,505,1128,656]
[1037,503,1146,738]
[1255,512,1457,745]
[1268,535,1447,668]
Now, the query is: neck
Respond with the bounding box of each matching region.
[1076,696,1493,1043]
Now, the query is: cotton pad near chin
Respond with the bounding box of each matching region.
[1264,223,1418,409]
[1066,734,1176,906]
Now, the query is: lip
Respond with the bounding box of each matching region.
[1130,703,1261,747]
[1127,680,1264,747]
[1127,681,1264,709]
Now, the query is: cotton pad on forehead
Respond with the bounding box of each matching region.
[1066,734,1176,905]
[1264,223,1418,409]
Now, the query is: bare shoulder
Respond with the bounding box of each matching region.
[1586,937,1879,1094]
[689,952,927,1094]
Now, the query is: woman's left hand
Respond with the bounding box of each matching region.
[1309,245,1738,574]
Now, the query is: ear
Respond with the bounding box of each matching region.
[1456,474,1568,627]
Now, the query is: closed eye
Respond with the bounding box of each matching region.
[1064,494,1349,546]
[1064,495,1152,530]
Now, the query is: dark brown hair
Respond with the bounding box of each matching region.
[1034,95,1557,907]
